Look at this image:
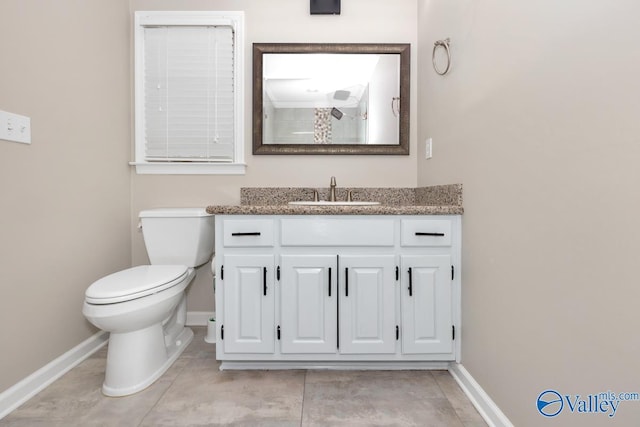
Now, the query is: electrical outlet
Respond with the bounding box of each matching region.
[0,110,31,144]
[425,138,433,159]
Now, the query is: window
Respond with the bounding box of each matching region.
[132,11,245,174]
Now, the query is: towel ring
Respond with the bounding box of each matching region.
[432,38,451,75]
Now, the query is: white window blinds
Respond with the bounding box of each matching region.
[143,26,234,162]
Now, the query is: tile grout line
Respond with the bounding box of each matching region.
[428,371,456,425]
[432,371,478,427]
[136,356,192,427]
[299,370,308,427]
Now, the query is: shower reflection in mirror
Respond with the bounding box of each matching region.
[262,53,399,146]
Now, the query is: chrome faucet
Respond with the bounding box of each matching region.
[329,176,337,202]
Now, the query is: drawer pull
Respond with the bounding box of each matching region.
[231,232,261,236]
[328,267,332,297]
[415,232,445,237]
[408,267,413,296]
[263,267,267,296]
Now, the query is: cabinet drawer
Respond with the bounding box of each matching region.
[223,219,275,247]
[401,219,452,247]
[281,218,394,246]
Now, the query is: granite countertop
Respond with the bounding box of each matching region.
[206,204,462,215]
[206,184,463,216]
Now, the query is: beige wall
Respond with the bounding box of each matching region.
[418,0,640,425]
[129,0,420,311]
[0,1,131,391]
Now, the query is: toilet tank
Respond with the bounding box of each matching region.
[139,208,214,267]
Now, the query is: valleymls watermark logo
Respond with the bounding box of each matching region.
[537,389,640,418]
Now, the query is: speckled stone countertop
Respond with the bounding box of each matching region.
[206,184,463,216]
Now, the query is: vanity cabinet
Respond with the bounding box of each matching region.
[215,215,461,369]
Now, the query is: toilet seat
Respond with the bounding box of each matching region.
[85,265,189,304]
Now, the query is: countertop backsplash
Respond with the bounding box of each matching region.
[240,184,462,207]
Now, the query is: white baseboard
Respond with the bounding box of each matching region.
[0,331,108,420]
[186,311,215,326]
[448,363,513,427]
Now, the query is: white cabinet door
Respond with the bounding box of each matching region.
[222,254,275,353]
[280,255,337,354]
[401,255,453,354]
[339,255,396,354]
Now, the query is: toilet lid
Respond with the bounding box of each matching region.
[85,265,189,304]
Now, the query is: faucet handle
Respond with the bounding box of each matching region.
[347,190,353,202]
[330,176,336,186]
[313,190,319,202]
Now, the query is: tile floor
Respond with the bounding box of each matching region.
[1,327,487,426]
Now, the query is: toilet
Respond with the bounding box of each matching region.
[82,208,214,397]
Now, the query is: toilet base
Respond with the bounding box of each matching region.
[102,326,194,397]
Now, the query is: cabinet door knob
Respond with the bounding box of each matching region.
[328,267,332,297]
[408,267,413,296]
[231,232,261,236]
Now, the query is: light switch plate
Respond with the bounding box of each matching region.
[425,138,433,159]
[0,110,31,144]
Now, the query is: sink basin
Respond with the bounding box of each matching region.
[288,201,380,206]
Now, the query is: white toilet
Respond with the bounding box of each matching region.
[82,208,214,397]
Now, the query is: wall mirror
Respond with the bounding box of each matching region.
[253,43,410,155]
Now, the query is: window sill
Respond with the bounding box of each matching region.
[130,162,246,175]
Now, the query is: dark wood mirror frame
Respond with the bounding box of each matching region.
[252,43,410,155]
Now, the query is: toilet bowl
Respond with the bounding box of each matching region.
[82,208,214,397]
